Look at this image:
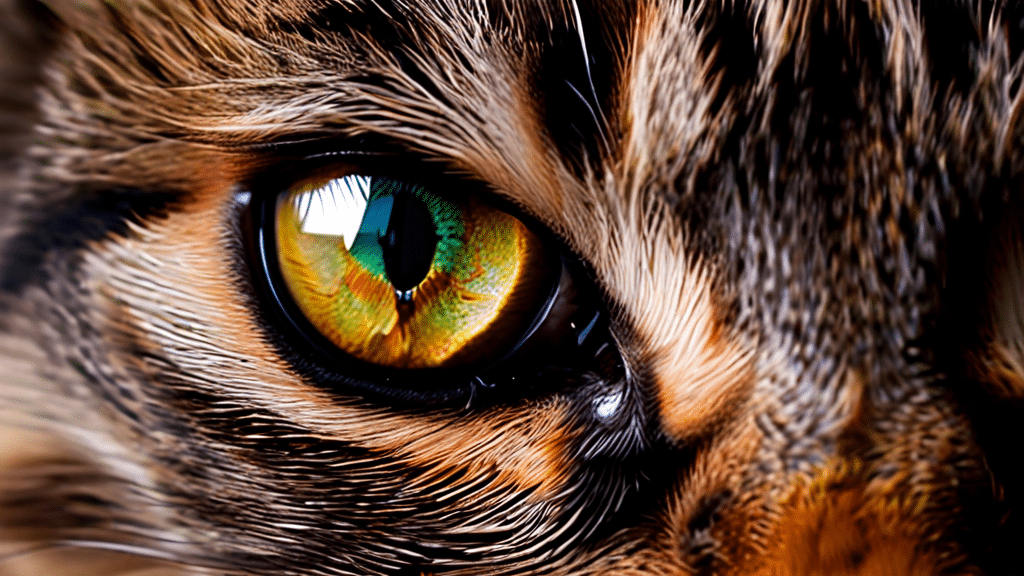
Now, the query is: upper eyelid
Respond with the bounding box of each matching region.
[300,150,396,162]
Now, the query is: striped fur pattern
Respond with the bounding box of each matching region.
[0,0,1023,574]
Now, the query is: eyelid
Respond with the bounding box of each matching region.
[300,150,396,162]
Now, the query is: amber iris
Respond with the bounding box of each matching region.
[275,174,552,369]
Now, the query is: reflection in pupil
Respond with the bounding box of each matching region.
[377,184,440,295]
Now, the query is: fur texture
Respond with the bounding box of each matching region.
[0,0,1022,574]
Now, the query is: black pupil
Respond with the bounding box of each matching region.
[378,187,440,293]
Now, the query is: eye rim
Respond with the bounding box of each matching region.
[240,153,613,407]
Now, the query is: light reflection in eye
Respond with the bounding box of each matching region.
[291,175,371,250]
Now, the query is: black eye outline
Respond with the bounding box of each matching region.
[240,152,613,407]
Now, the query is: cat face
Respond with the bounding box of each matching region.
[0,0,1022,574]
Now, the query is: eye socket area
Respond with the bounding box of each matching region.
[249,164,610,404]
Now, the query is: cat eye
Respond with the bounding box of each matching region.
[250,163,611,404]
[275,173,558,369]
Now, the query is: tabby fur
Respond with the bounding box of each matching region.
[0,0,1023,574]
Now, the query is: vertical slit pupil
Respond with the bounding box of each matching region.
[378,185,441,293]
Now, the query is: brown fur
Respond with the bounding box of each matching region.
[0,0,1022,574]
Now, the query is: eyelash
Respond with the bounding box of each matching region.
[236,154,618,408]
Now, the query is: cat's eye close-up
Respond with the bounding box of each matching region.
[2,0,1024,575]
[270,171,557,369]
[246,163,612,404]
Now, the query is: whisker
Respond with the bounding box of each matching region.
[568,0,611,154]
[564,79,611,154]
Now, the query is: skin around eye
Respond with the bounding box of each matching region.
[274,174,556,369]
